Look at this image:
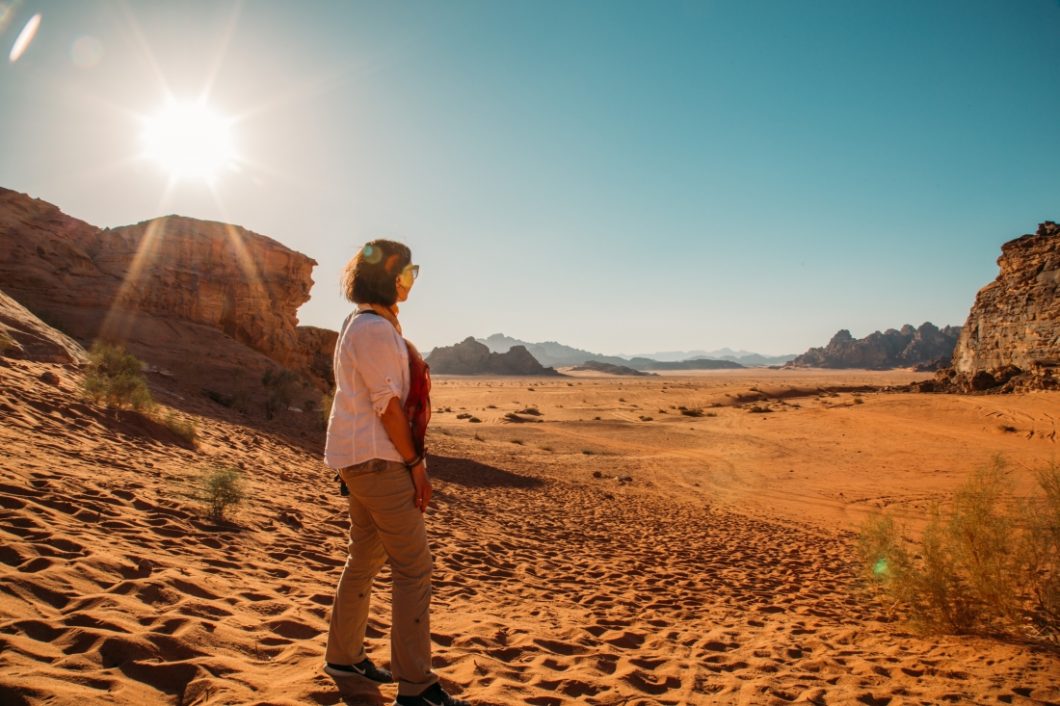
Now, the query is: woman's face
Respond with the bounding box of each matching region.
[394,263,419,303]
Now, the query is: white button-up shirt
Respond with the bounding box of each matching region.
[324,310,410,469]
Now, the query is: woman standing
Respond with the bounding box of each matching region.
[323,239,468,706]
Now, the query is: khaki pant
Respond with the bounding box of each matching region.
[326,459,437,696]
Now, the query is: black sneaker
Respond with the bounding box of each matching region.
[324,658,394,683]
[395,682,470,706]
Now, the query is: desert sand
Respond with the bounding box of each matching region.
[1,361,1058,705]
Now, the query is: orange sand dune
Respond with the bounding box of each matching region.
[1,361,1058,705]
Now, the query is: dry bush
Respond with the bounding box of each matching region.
[0,330,17,356]
[82,342,153,411]
[262,367,299,420]
[200,465,245,520]
[160,410,197,446]
[859,458,1060,642]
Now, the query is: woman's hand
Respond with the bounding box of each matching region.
[410,462,432,512]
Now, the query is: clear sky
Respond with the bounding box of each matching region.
[1,1,1057,356]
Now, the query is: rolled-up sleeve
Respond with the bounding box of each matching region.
[350,320,404,416]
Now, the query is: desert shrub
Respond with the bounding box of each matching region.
[321,390,334,428]
[262,367,299,420]
[200,465,245,520]
[681,408,704,417]
[160,410,197,446]
[82,342,153,411]
[858,458,1059,641]
[0,329,17,356]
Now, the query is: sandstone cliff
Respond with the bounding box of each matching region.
[935,221,1059,392]
[788,323,960,370]
[0,187,333,394]
[426,337,561,376]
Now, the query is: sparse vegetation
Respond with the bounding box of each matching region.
[160,410,197,446]
[82,342,153,411]
[680,408,704,417]
[262,367,299,420]
[321,391,334,429]
[0,329,17,356]
[200,465,245,520]
[858,458,1060,642]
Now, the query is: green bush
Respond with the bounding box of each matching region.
[859,458,1059,641]
[82,342,153,411]
[201,466,245,520]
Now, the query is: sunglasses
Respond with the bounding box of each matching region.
[400,264,420,282]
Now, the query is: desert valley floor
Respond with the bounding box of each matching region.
[1,362,1058,705]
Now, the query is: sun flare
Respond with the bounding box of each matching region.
[141,101,236,182]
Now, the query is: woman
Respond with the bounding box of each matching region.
[323,239,469,706]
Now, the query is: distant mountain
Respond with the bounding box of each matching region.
[621,348,796,366]
[426,337,562,376]
[477,333,786,368]
[787,323,961,370]
[477,333,631,368]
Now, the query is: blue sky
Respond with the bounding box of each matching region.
[1,1,1057,356]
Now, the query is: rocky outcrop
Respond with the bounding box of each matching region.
[426,337,561,376]
[0,289,86,364]
[935,221,1060,392]
[787,323,960,370]
[0,187,330,389]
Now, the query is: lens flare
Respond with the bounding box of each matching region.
[8,12,41,63]
[873,557,889,578]
[71,35,104,68]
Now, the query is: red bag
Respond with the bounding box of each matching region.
[404,339,431,456]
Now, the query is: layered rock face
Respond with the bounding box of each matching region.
[788,323,960,370]
[0,187,330,390]
[426,337,561,375]
[942,221,1059,391]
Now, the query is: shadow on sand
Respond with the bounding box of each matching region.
[427,454,544,490]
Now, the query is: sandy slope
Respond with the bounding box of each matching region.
[1,361,1058,705]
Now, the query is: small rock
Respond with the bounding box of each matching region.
[616,474,633,483]
[592,470,603,479]
[39,371,60,386]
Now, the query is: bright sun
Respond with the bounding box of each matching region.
[141,101,236,182]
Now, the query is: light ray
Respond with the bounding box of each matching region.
[199,0,242,103]
[100,216,169,343]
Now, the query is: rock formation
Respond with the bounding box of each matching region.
[426,337,561,375]
[788,323,960,370]
[935,221,1059,392]
[570,360,656,376]
[0,188,332,392]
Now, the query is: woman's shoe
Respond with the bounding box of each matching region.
[324,658,394,683]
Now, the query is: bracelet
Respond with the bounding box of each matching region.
[403,454,424,470]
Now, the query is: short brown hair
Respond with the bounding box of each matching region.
[341,239,412,306]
